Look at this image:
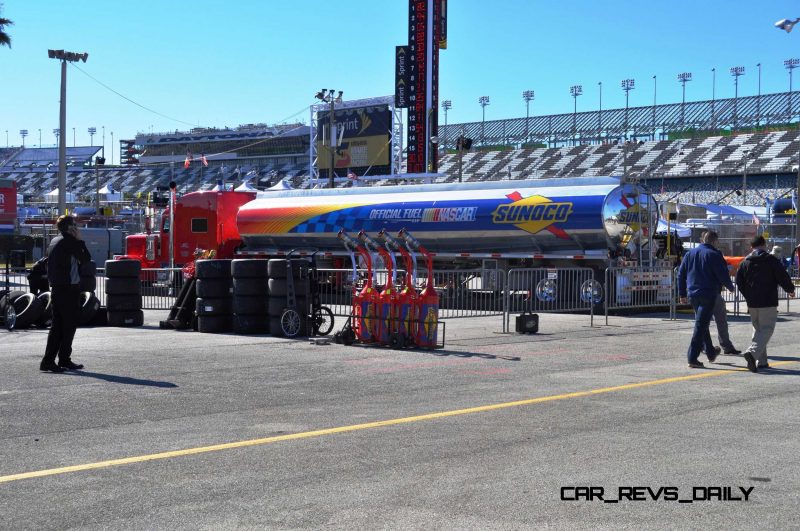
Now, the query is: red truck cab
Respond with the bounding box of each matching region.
[122,190,257,268]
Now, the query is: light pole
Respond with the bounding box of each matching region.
[314,89,343,188]
[776,18,800,262]
[522,90,534,145]
[730,66,745,132]
[652,75,657,140]
[757,63,762,127]
[598,82,603,141]
[88,126,96,147]
[38,129,41,148]
[678,72,692,132]
[102,125,105,158]
[48,48,89,214]
[110,132,114,165]
[570,85,582,146]
[441,100,452,151]
[741,149,751,205]
[711,67,716,133]
[621,79,635,179]
[785,59,800,123]
[5,130,7,148]
[53,128,60,146]
[72,127,75,147]
[20,129,27,148]
[479,95,490,146]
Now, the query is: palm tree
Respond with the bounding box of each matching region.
[0,4,13,48]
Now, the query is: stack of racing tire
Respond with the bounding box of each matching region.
[104,259,144,327]
[267,258,309,337]
[231,259,269,334]
[0,289,45,329]
[195,259,233,333]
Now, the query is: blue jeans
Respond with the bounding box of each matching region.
[688,295,716,364]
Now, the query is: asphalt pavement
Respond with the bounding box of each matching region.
[1,307,799,529]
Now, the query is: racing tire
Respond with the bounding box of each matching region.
[195,278,232,298]
[233,277,269,297]
[197,315,232,333]
[312,306,335,336]
[107,310,144,327]
[78,292,101,326]
[0,290,27,312]
[79,275,97,292]
[231,259,269,278]
[79,260,97,277]
[267,259,308,279]
[105,277,141,296]
[196,297,233,316]
[268,278,309,298]
[233,296,268,315]
[232,314,269,335]
[12,293,44,329]
[268,296,307,317]
[106,293,143,312]
[104,259,141,278]
[35,292,53,328]
[195,259,232,279]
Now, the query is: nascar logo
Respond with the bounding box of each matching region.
[491,192,573,238]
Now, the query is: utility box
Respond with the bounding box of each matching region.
[515,313,539,334]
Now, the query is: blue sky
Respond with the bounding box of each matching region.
[1,0,799,150]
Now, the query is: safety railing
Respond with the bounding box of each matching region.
[604,266,675,324]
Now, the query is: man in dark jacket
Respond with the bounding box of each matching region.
[735,235,796,372]
[40,215,92,373]
[678,230,735,368]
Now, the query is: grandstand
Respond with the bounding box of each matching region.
[1,92,799,207]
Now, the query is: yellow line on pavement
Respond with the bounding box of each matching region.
[1,361,795,484]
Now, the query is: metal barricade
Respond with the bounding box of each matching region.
[505,267,597,331]
[139,268,185,310]
[604,266,674,324]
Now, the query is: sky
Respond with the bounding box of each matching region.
[1,0,800,151]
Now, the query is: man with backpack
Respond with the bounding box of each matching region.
[735,235,796,372]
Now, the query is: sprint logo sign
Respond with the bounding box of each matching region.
[491,191,573,238]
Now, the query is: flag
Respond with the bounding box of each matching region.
[200,154,208,167]
[184,152,193,169]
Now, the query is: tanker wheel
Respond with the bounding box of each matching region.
[312,306,334,336]
[4,305,16,331]
[280,309,302,338]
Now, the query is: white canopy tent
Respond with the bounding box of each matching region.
[44,189,76,203]
[98,184,122,202]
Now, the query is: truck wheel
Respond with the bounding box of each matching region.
[233,296,268,315]
[195,278,232,298]
[35,292,53,327]
[195,259,232,279]
[197,315,231,333]
[107,310,144,327]
[78,292,101,326]
[195,297,233,316]
[105,277,141,295]
[233,314,269,334]
[79,275,97,292]
[233,277,268,297]
[106,293,143,312]
[231,259,269,278]
[104,259,141,278]
[12,293,44,329]
[268,278,309,297]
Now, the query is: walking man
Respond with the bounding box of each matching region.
[40,215,91,373]
[678,230,735,368]
[735,235,796,372]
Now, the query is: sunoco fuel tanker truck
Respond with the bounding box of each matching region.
[124,177,658,272]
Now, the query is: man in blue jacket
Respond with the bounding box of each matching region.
[736,235,796,372]
[678,230,735,368]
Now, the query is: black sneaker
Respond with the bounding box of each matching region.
[39,362,66,373]
[58,360,84,370]
[743,352,758,373]
[707,346,720,363]
[757,363,770,370]
[723,348,742,355]
[688,361,706,369]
